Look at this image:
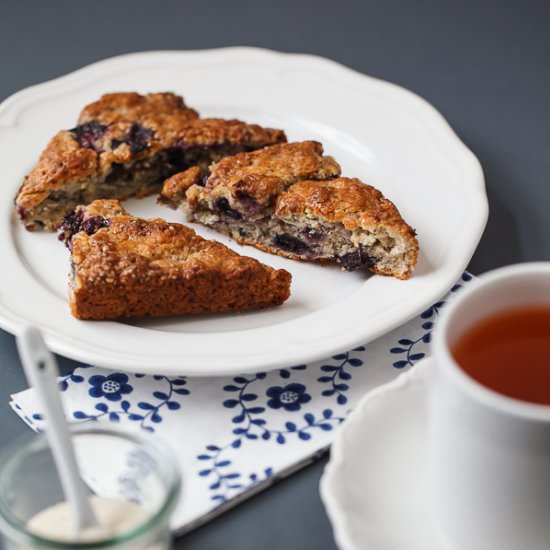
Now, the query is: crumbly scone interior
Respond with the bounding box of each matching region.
[186,203,416,278]
[27,151,172,231]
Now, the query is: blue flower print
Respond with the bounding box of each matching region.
[88,373,133,401]
[266,383,311,412]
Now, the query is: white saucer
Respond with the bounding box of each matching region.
[321,358,453,550]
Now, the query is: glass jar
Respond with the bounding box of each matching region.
[0,424,181,549]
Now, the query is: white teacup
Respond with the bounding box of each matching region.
[430,262,550,550]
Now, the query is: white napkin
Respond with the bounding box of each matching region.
[10,273,472,534]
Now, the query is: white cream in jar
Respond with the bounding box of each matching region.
[26,496,149,543]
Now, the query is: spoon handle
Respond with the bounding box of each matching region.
[17,326,98,533]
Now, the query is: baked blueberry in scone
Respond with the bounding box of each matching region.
[15,92,286,231]
[58,200,291,320]
[159,141,418,279]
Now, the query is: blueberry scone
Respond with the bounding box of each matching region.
[159,141,418,279]
[15,92,286,231]
[58,200,291,320]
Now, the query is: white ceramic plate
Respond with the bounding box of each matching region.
[320,359,452,550]
[0,48,487,376]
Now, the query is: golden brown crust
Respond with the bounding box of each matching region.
[160,166,203,208]
[15,92,286,230]
[276,178,415,235]
[162,141,340,208]
[175,118,286,150]
[205,140,339,187]
[67,200,291,320]
[16,132,99,210]
[78,92,198,125]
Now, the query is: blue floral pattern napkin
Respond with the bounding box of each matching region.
[10,273,472,534]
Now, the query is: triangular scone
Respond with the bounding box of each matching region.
[59,200,291,320]
[159,141,418,279]
[15,92,286,231]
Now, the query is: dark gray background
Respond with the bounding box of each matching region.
[1,0,549,548]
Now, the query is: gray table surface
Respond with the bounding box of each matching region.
[1,0,549,548]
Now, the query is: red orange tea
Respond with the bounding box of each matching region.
[452,306,550,405]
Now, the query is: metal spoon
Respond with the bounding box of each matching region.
[16,326,99,535]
